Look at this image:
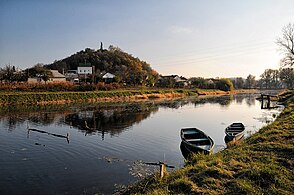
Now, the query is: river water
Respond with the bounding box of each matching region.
[0,93,283,194]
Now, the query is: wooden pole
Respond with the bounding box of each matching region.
[267,95,270,108]
[159,163,166,178]
[261,94,264,109]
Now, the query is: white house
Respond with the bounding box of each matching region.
[78,63,92,75]
[102,73,115,83]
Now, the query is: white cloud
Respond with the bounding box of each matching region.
[170,25,193,34]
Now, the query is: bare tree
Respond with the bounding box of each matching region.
[245,74,256,89]
[279,68,294,89]
[276,23,294,67]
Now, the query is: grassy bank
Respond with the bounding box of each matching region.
[0,89,198,105]
[123,91,294,194]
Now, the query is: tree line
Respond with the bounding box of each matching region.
[229,68,294,90]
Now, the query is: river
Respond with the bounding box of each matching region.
[0,93,283,194]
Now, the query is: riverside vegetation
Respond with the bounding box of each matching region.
[0,88,198,105]
[123,90,294,194]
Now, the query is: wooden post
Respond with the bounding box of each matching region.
[267,95,270,108]
[159,163,166,178]
[261,94,264,109]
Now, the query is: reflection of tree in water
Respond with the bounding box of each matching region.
[192,96,233,107]
[0,94,260,133]
[0,104,76,131]
[157,99,189,109]
[235,95,244,104]
[64,103,159,137]
[234,94,255,106]
[245,94,256,107]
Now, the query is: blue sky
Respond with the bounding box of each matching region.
[0,0,293,78]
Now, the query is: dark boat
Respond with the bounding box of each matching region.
[225,122,245,141]
[180,128,214,155]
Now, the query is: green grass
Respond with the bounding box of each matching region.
[123,90,294,194]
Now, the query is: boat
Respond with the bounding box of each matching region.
[180,128,215,155]
[225,122,245,141]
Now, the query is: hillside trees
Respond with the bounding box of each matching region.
[46,46,158,86]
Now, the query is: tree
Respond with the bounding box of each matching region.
[245,74,256,89]
[235,77,245,89]
[0,64,16,82]
[276,23,294,67]
[29,64,52,83]
[216,79,234,91]
[260,69,281,89]
[260,69,273,89]
[189,77,205,88]
[279,68,294,89]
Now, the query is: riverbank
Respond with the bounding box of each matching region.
[197,89,257,95]
[0,88,261,105]
[0,89,198,105]
[122,90,294,194]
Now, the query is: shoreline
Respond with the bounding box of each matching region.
[0,88,267,106]
[0,89,196,105]
[122,90,294,194]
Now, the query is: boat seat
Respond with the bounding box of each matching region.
[226,130,244,132]
[186,138,208,142]
[227,127,244,129]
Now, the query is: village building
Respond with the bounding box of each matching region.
[64,70,78,82]
[28,70,66,83]
[157,75,189,87]
[77,63,93,75]
[102,72,115,83]
[49,70,66,82]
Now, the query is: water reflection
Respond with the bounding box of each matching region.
[0,94,279,138]
[191,95,233,107]
[64,103,159,138]
[0,93,283,194]
[0,96,248,134]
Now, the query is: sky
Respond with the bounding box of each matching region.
[0,0,293,78]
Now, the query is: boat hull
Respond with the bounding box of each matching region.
[225,123,245,141]
[180,128,214,155]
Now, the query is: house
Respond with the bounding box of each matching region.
[65,70,78,82]
[48,70,66,82]
[27,70,66,83]
[157,75,189,87]
[78,63,93,75]
[102,73,115,83]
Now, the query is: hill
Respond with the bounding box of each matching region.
[46,45,158,86]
